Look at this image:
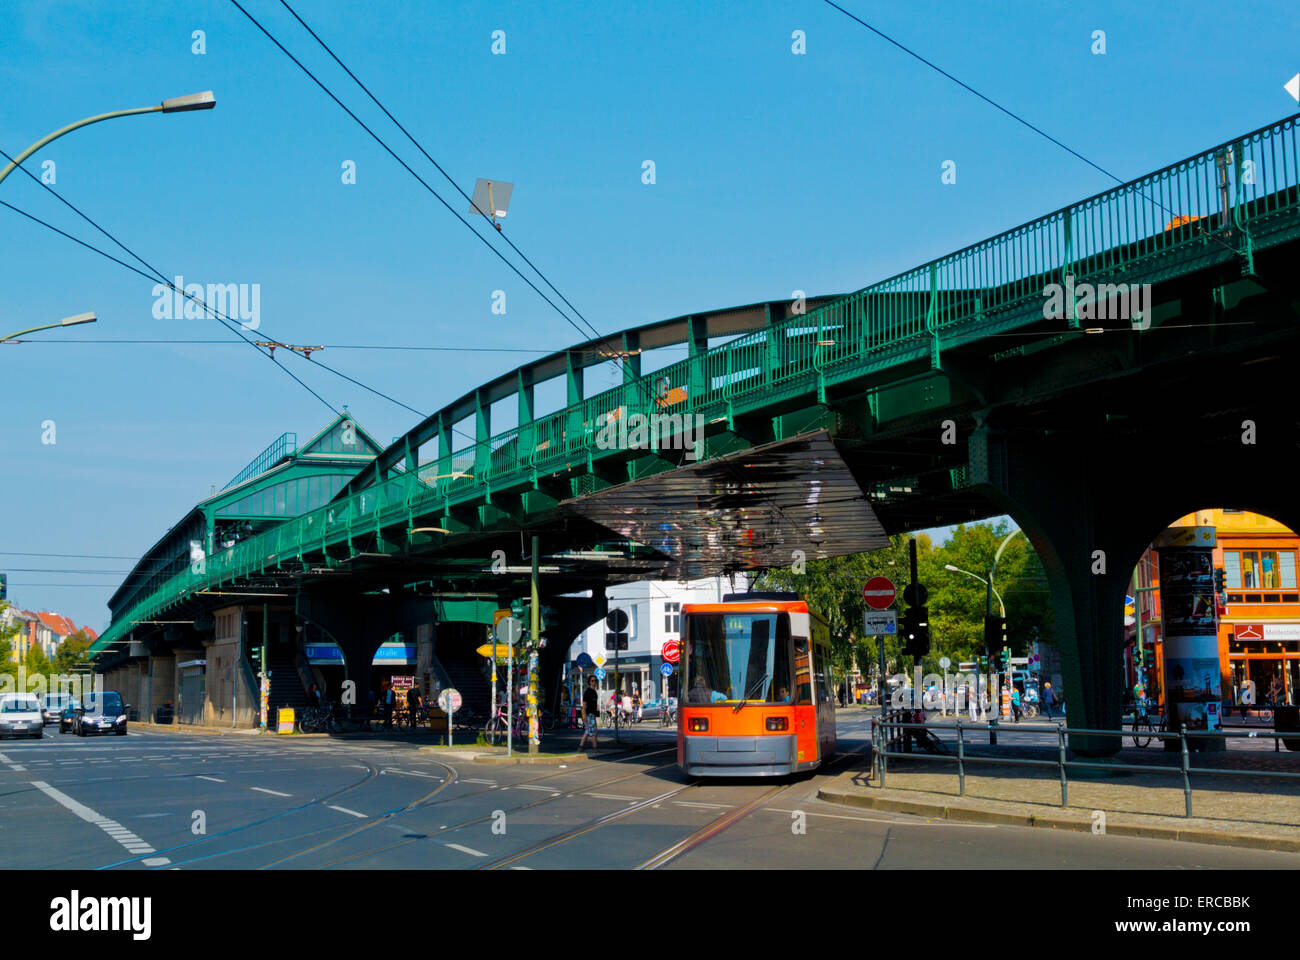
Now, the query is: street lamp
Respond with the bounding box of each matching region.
[2,312,96,343]
[0,91,216,189]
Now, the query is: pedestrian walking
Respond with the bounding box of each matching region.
[407,686,422,729]
[966,682,977,722]
[307,683,322,708]
[1010,685,1022,722]
[577,676,600,751]
[1041,681,1056,718]
[382,679,396,729]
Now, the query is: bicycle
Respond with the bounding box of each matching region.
[1260,698,1276,724]
[298,703,336,734]
[1129,705,1163,748]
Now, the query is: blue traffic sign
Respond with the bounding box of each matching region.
[660,662,674,676]
[594,667,606,680]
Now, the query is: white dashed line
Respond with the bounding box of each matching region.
[513,784,560,793]
[674,801,733,809]
[250,787,291,797]
[196,776,226,783]
[584,793,641,801]
[445,843,488,857]
[142,858,171,867]
[328,805,367,819]
[30,780,157,858]
[462,778,495,784]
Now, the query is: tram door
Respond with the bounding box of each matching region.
[792,636,817,764]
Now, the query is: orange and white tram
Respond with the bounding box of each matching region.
[677,593,837,776]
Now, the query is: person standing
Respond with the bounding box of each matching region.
[382,679,396,729]
[1042,681,1056,718]
[577,676,600,751]
[1010,685,1022,722]
[407,686,422,730]
[966,682,978,722]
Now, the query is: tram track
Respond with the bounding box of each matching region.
[472,741,872,871]
[311,750,681,869]
[161,744,673,869]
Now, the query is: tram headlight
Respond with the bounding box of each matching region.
[765,717,788,731]
[688,717,709,732]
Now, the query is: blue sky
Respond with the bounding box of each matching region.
[2,0,1295,630]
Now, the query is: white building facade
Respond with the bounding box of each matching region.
[565,574,749,703]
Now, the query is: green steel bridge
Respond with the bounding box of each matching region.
[93,114,1300,748]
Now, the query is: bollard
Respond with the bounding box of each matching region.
[1057,724,1068,807]
[956,718,965,796]
[1180,724,1193,817]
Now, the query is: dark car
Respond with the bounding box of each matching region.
[74,691,129,736]
[58,699,81,734]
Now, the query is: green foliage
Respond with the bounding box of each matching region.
[23,642,53,678]
[754,521,1056,678]
[54,629,92,673]
[0,602,16,679]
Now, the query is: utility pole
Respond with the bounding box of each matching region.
[529,535,540,755]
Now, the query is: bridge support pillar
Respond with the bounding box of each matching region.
[297,589,435,710]
[970,406,1300,756]
[536,589,608,713]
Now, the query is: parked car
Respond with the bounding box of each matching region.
[639,696,678,722]
[74,691,129,736]
[58,699,82,734]
[41,691,77,725]
[0,693,44,739]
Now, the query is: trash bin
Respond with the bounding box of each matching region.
[1274,706,1300,751]
[154,704,174,725]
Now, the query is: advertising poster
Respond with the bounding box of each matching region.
[1154,525,1224,750]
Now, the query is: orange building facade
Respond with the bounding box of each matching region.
[1127,510,1300,709]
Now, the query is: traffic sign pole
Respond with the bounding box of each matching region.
[530,535,540,754]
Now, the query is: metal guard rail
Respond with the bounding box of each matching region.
[97,113,1300,650]
[870,714,1300,819]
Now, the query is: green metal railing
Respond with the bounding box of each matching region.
[94,114,1300,653]
[224,431,297,490]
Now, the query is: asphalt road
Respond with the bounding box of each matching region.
[2,710,1297,870]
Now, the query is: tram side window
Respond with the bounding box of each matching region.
[794,637,813,704]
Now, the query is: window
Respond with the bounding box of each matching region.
[1225,550,1297,590]
[664,602,681,634]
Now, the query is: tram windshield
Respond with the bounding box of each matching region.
[684,612,792,705]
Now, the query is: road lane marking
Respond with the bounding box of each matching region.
[445,843,488,857]
[250,787,291,797]
[513,784,561,793]
[673,801,732,809]
[584,793,641,801]
[329,805,367,819]
[462,778,495,784]
[196,776,225,783]
[142,858,171,867]
[381,768,444,780]
[29,780,157,858]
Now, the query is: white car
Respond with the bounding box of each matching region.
[0,694,44,739]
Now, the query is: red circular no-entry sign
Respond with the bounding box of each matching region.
[863,576,897,610]
[661,639,680,664]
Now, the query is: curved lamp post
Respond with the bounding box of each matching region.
[2,311,96,343]
[0,91,215,189]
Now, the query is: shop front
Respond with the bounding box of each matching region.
[1227,623,1300,706]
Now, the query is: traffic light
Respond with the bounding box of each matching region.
[605,608,630,651]
[0,573,6,602]
[983,615,1006,656]
[902,606,930,659]
[1214,567,1227,598]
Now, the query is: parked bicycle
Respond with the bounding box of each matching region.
[298,703,338,734]
[1129,699,1164,748]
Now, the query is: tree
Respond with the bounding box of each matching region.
[0,602,19,681]
[754,534,935,690]
[24,642,53,679]
[54,629,92,674]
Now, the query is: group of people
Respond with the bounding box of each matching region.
[575,677,646,751]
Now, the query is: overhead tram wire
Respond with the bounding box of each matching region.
[234,0,667,411]
[0,147,458,434]
[819,0,1246,261]
[0,198,339,418]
